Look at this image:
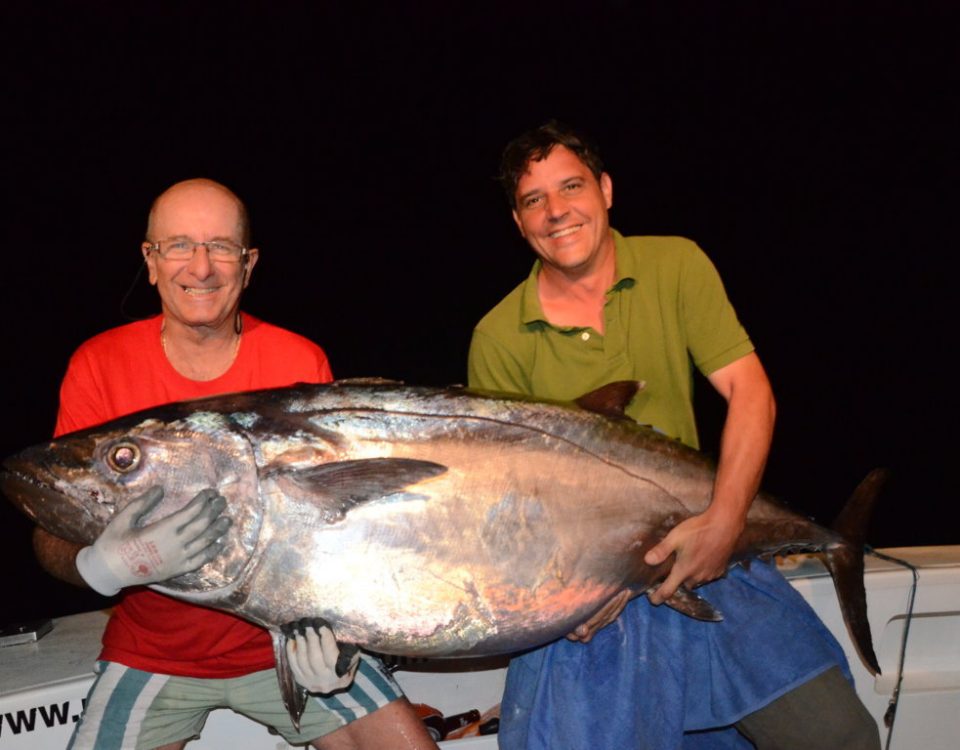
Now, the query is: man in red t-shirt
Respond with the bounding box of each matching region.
[34,178,438,749]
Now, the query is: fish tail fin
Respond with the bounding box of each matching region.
[830,468,890,548]
[822,468,889,676]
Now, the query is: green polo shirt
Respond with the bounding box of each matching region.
[467,230,754,448]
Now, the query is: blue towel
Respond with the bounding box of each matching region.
[498,561,851,750]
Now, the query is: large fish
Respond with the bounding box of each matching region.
[2,379,883,726]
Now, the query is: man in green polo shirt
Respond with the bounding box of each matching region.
[467,121,879,750]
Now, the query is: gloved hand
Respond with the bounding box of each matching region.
[285,618,360,695]
[76,486,231,596]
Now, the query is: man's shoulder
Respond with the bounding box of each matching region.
[615,234,717,283]
[73,317,158,356]
[240,315,332,384]
[244,315,325,353]
[617,233,704,261]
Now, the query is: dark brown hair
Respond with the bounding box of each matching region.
[498,120,604,209]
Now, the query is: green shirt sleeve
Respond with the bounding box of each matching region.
[677,240,754,376]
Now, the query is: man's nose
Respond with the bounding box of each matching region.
[185,243,214,276]
[544,193,569,221]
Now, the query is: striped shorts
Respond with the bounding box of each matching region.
[67,653,404,750]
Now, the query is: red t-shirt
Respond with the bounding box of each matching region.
[55,313,333,677]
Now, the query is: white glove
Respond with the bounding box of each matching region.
[76,487,231,596]
[285,618,360,695]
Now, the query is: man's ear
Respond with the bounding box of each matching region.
[600,172,613,210]
[511,209,525,238]
[141,243,158,286]
[242,247,260,288]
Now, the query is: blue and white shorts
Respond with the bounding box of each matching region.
[67,653,404,749]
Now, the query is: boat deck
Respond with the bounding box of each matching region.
[2,547,958,749]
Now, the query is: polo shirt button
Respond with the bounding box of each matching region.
[581,332,590,341]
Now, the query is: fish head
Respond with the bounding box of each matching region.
[2,409,264,593]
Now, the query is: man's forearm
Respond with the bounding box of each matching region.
[709,355,776,525]
[33,526,87,587]
[711,392,775,520]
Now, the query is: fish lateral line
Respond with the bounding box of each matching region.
[286,381,699,491]
[303,405,685,491]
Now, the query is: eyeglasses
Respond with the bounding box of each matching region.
[147,238,248,263]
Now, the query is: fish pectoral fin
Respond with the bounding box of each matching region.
[661,586,724,621]
[277,458,448,518]
[271,630,308,732]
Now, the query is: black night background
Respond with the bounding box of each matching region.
[1,2,956,622]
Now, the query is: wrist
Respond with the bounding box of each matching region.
[75,545,124,596]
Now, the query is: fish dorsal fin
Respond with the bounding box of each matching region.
[575,380,645,420]
[275,458,447,521]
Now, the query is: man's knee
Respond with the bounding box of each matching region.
[736,666,880,750]
[310,699,438,750]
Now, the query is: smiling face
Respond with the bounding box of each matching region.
[143,180,259,333]
[512,145,614,278]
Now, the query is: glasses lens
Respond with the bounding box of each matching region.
[156,240,244,261]
[208,242,244,261]
[160,240,195,260]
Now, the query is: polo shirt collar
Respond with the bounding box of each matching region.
[519,228,636,326]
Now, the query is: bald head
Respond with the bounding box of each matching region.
[146,178,251,247]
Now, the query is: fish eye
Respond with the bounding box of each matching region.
[107,441,141,473]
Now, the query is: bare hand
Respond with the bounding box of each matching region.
[566,589,633,643]
[643,509,742,604]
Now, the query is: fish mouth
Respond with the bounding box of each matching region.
[0,465,92,543]
[0,461,58,503]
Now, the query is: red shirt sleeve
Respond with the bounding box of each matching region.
[54,346,112,437]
